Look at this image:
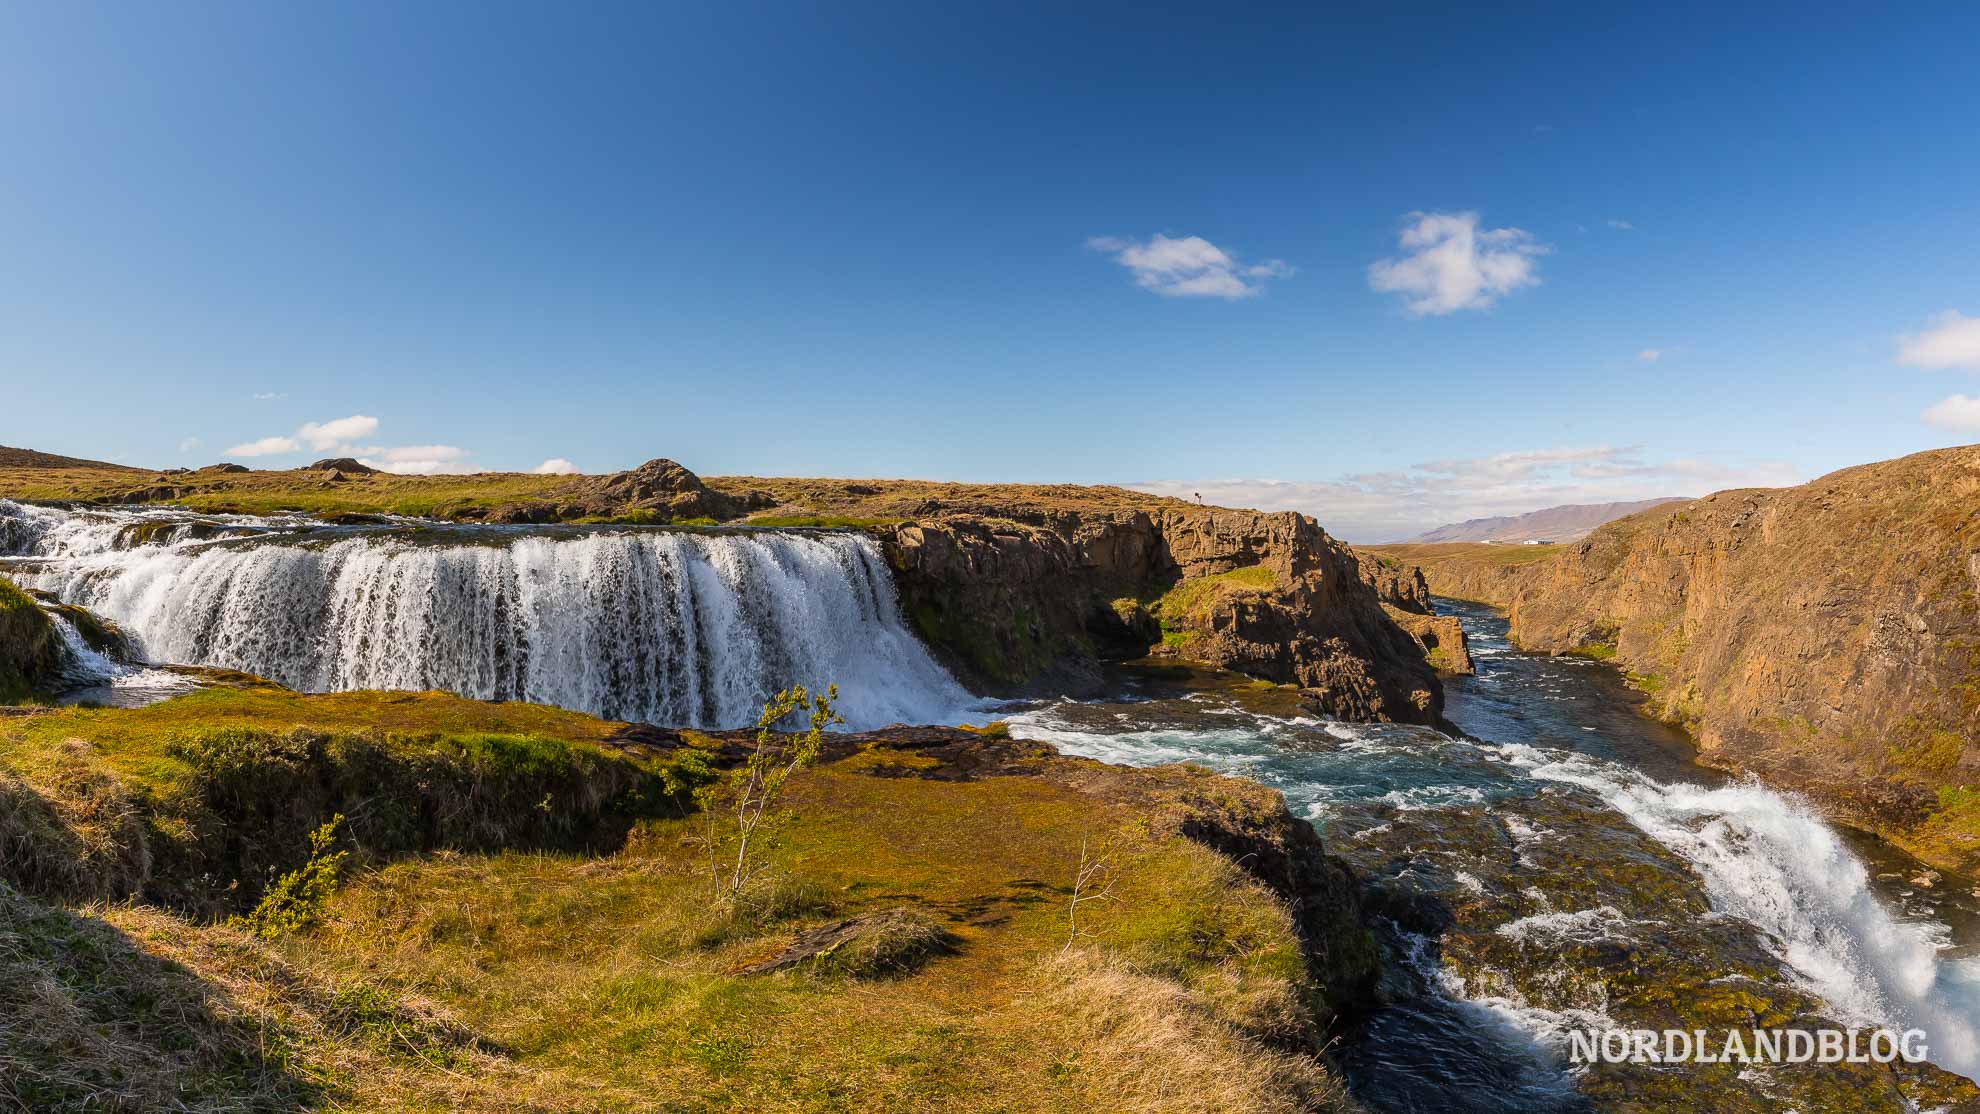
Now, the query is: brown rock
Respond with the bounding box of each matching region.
[1479,445,1980,873]
[306,457,377,474]
[886,508,1443,725]
[555,458,774,523]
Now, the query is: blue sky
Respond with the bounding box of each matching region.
[3,2,1977,539]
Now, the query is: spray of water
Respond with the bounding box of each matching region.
[1497,742,1980,1078]
[9,503,973,729]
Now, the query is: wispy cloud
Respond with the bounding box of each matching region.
[177,436,202,452]
[1607,219,1635,231]
[227,413,378,458]
[224,414,477,474]
[1923,394,1980,431]
[1898,310,1980,371]
[1638,348,1662,363]
[1367,211,1549,316]
[299,415,379,450]
[355,444,473,475]
[252,391,288,401]
[1086,234,1293,299]
[225,435,301,458]
[532,458,580,475]
[1130,446,1801,542]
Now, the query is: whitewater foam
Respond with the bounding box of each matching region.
[14,506,975,730]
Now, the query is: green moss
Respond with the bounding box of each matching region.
[0,575,59,703]
[905,596,1069,686]
[1937,785,1980,811]
[0,693,709,913]
[1152,566,1277,634]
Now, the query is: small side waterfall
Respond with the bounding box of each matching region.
[5,502,973,729]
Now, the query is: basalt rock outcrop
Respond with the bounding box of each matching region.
[481,458,775,524]
[885,509,1445,725]
[1488,445,1980,873]
[1352,548,1472,675]
[304,457,376,475]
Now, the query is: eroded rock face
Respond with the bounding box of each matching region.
[1491,446,1980,872]
[886,509,1444,725]
[1355,551,1434,614]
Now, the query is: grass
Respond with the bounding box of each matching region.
[0,688,683,916]
[0,575,58,704]
[1363,542,1565,568]
[0,685,1360,1112]
[0,459,1217,527]
[1151,566,1278,634]
[0,463,574,518]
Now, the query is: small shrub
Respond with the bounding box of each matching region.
[697,684,842,904]
[238,815,348,938]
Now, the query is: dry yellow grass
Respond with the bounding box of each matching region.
[0,688,1362,1112]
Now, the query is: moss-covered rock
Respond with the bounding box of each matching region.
[0,575,60,703]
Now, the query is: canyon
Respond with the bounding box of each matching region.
[1373,444,1980,875]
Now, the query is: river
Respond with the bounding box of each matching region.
[1003,600,1980,1111]
[8,500,1980,1109]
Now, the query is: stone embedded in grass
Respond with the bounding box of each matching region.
[735,906,952,979]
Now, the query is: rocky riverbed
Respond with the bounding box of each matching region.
[1005,602,1980,1112]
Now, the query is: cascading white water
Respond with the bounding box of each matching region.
[1497,742,1980,1078]
[1009,695,1980,1082]
[6,502,974,730]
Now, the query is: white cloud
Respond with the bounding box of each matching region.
[177,436,202,452]
[1086,234,1293,299]
[354,444,475,475]
[1897,311,1980,370]
[225,435,301,457]
[532,458,580,475]
[1130,445,1801,543]
[1607,219,1634,231]
[252,391,287,401]
[1923,394,1980,431]
[1638,348,1662,362]
[222,414,475,472]
[1368,211,1549,316]
[299,414,380,450]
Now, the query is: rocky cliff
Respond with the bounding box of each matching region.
[887,509,1445,725]
[1358,542,1563,607]
[1479,446,1980,873]
[1351,549,1472,675]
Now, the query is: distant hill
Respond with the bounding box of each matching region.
[1404,498,1684,544]
[0,445,142,471]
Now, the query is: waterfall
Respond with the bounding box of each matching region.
[1497,741,1980,1079]
[5,502,974,730]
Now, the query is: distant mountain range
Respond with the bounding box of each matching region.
[1403,498,1685,544]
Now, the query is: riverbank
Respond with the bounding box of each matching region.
[1011,606,1980,1112]
[1368,446,1980,882]
[0,683,1376,1112]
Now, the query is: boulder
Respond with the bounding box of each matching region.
[305,457,376,475]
